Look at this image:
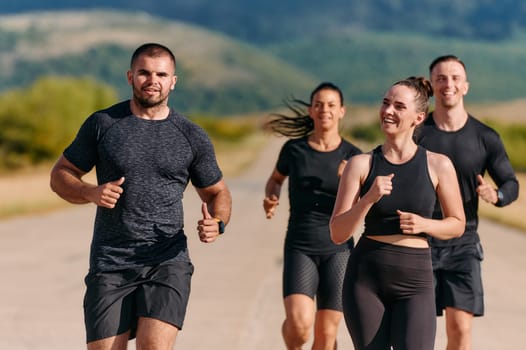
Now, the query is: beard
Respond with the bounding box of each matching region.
[132,83,169,108]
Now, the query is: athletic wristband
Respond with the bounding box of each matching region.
[214,217,225,234]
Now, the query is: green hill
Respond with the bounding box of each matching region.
[0,10,318,116]
[268,30,526,104]
[1,1,525,43]
[1,10,526,114]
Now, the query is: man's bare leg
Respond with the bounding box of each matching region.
[135,317,179,350]
[445,307,473,350]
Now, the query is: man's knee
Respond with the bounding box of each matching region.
[445,308,473,339]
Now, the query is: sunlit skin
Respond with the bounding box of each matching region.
[127,54,177,119]
[330,82,464,247]
[430,60,469,111]
[429,59,499,350]
[379,84,425,141]
[430,61,498,206]
[263,87,349,350]
[48,44,234,350]
[264,88,346,219]
[308,89,345,135]
[329,79,465,350]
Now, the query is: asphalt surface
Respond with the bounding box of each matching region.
[1,137,524,349]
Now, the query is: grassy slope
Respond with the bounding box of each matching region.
[0,10,524,231]
[1,111,524,234]
[0,10,318,114]
[2,11,526,111]
[0,10,312,83]
[268,30,526,104]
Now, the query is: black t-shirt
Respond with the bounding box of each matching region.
[64,100,223,273]
[416,114,519,247]
[276,136,362,254]
[361,145,436,237]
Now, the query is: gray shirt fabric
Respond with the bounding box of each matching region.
[64,100,223,273]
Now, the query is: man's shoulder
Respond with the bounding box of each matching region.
[90,100,131,121]
[169,111,207,133]
[167,111,214,148]
[467,114,496,130]
[466,115,501,139]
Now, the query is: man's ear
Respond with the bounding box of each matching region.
[463,81,470,96]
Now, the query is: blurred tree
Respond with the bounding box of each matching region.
[0,76,117,170]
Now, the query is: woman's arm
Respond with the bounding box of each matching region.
[263,168,287,219]
[330,154,383,244]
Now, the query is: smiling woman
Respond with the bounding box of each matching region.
[330,76,465,350]
[262,82,363,350]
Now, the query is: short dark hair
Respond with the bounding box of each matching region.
[130,43,176,69]
[429,55,466,74]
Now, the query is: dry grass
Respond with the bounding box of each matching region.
[0,165,96,219]
[1,138,524,234]
[0,133,266,220]
[346,99,526,126]
[214,133,267,176]
[0,101,524,229]
[466,99,526,124]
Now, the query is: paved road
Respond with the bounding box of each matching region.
[0,137,524,349]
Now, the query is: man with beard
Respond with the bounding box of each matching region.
[50,43,232,350]
[416,55,519,350]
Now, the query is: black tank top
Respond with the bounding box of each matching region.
[361,145,436,237]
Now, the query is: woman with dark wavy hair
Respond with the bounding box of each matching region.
[263,82,362,349]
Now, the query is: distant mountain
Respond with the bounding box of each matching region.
[1,0,525,43]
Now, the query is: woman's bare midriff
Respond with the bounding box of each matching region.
[367,234,429,248]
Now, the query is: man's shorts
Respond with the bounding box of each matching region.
[83,259,194,343]
[283,248,350,311]
[431,242,484,317]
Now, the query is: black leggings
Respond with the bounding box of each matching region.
[343,237,435,350]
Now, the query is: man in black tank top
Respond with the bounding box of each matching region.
[416,55,519,350]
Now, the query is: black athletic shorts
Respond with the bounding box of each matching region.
[282,248,350,311]
[83,259,194,343]
[432,242,484,316]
